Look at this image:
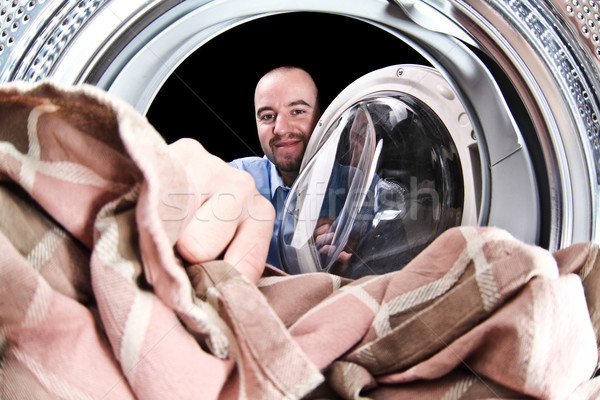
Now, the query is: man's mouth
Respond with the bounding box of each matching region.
[274,139,302,149]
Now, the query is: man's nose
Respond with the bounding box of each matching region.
[274,114,291,136]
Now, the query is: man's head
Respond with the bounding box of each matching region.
[254,66,321,187]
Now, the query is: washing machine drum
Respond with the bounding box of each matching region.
[279,65,473,278]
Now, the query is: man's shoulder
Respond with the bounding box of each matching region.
[229,156,274,194]
[229,156,268,168]
[229,156,272,180]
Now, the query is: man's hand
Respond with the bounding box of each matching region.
[314,217,353,273]
[169,139,275,284]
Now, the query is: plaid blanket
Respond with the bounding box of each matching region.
[0,81,599,399]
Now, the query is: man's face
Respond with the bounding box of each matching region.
[254,69,320,182]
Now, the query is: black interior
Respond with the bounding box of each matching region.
[146,12,429,161]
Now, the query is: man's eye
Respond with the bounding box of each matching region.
[261,114,275,121]
[292,109,306,115]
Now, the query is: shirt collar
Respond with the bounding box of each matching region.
[266,155,288,199]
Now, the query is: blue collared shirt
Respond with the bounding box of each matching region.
[229,156,290,270]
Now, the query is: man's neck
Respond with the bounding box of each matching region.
[279,170,298,188]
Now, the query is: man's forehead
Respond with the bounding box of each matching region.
[255,88,316,111]
[254,70,317,114]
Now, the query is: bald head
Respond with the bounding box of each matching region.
[255,67,320,115]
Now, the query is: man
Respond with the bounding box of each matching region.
[229,66,322,269]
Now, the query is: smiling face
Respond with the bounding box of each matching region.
[254,67,320,187]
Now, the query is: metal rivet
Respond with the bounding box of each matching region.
[396,68,404,77]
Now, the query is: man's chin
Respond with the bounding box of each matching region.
[274,159,301,175]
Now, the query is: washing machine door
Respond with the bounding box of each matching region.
[1,0,598,260]
[279,65,491,277]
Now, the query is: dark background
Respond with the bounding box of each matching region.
[146,12,430,161]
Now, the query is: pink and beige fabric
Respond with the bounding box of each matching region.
[0,81,599,399]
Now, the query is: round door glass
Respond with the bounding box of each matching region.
[279,94,464,278]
